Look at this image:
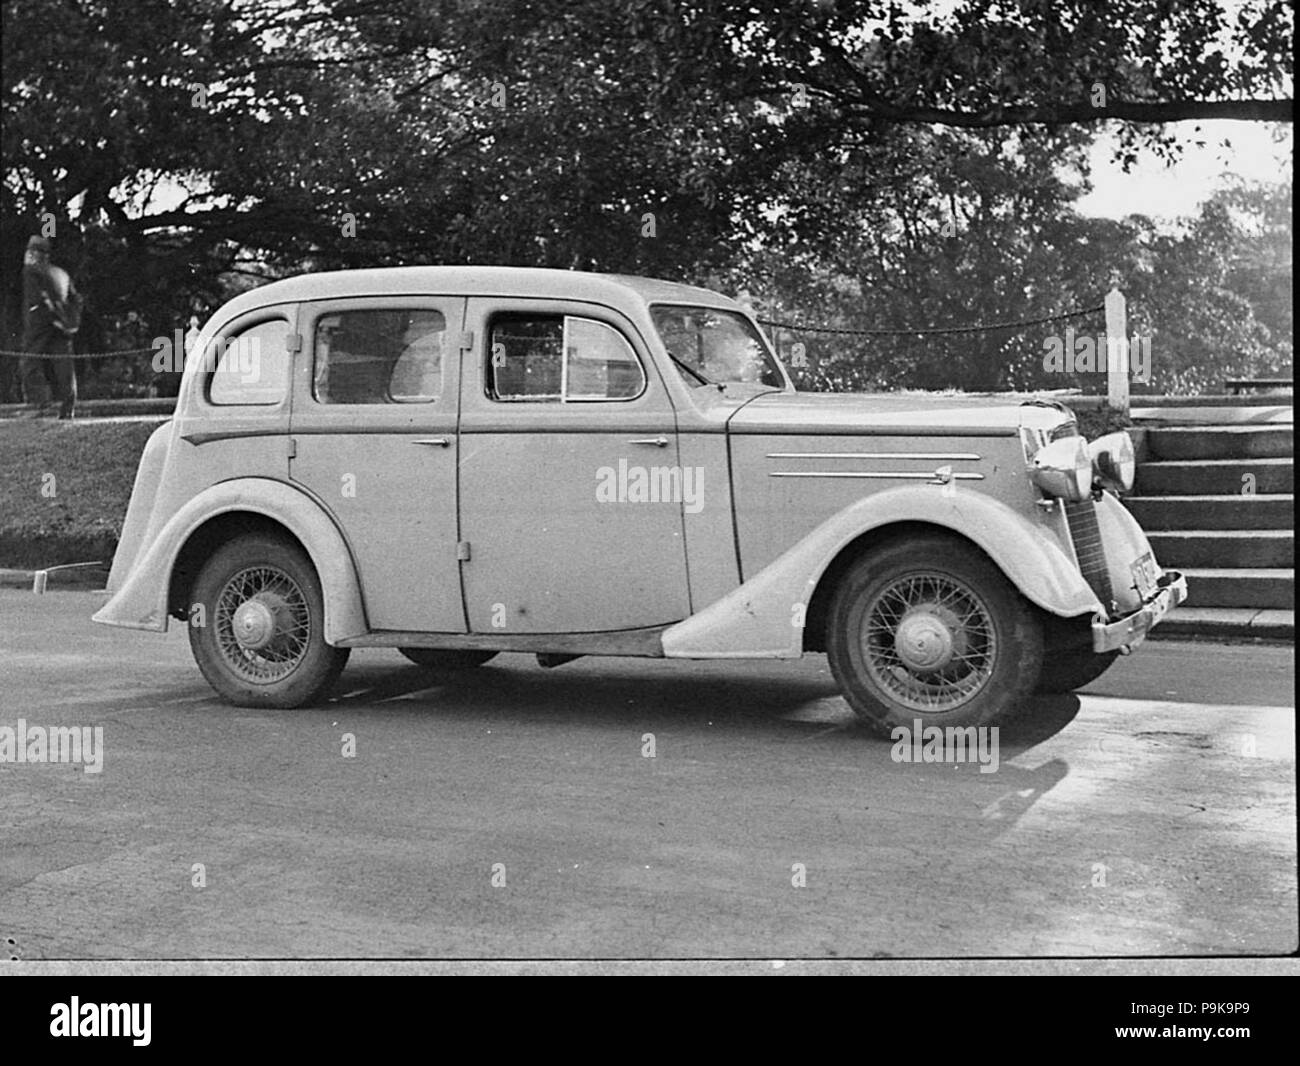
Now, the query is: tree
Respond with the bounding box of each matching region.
[1,0,1292,400]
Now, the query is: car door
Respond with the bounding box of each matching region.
[458,298,691,633]
[288,295,466,633]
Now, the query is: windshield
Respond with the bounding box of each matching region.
[651,305,786,389]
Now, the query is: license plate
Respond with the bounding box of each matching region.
[1130,552,1159,599]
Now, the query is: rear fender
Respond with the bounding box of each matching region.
[92,477,367,643]
[105,420,173,592]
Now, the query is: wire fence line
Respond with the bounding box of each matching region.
[0,346,159,361]
[0,302,1106,360]
[757,303,1104,338]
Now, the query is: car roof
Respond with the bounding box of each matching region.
[217,266,740,318]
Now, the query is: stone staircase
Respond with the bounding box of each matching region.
[1126,419,1294,639]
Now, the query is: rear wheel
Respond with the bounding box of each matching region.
[188,535,349,708]
[399,648,498,670]
[825,534,1044,733]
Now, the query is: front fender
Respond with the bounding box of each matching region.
[662,485,1100,659]
[1095,491,1166,615]
[92,477,367,644]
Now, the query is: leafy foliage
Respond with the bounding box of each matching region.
[0,0,1292,399]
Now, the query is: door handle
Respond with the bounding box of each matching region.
[628,436,669,447]
[413,437,452,447]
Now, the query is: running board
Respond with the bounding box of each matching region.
[337,625,669,658]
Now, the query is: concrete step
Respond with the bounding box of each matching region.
[1148,530,1293,569]
[0,565,109,591]
[1131,406,1292,425]
[1134,457,1293,495]
[1145,425,1294,460]
[1129,396,1293,428]
[1129,394,1293,407]
[1124,494,1295,530]
[1180,568,1295,609]
[1154,607,1294,641]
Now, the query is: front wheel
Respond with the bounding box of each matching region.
[825,535,1044,733]
[1036,615,1121,693]
[1037,650,1120,693]
[188,534,350,708]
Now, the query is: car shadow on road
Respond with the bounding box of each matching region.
[332,653,844,735]
[326,655,1083,834]
[333,653,1083,742]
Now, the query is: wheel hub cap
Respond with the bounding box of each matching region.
[894,608,958,672]
[232,596,280,650]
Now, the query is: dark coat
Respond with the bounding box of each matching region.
[22,259,81,354]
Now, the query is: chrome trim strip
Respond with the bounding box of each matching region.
[734,424,1017,437]
[768,471,985,480]
[766,452,981,460]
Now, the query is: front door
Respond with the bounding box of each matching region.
[288,296,466,633]
[457,298,691,633]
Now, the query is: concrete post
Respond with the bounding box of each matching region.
[1104,287,1129,415]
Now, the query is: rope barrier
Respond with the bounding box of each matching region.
[0,303,1105,356]
[758,303,1104,337]
[0,346,158,361]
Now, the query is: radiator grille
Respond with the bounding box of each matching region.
[1064,498,1113,607]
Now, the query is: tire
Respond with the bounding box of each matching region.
[825,534,1044,733]
[1036,650,1120,693]
[1035,615,1120,693]
[399,648,498,670]
[188,534,350,708]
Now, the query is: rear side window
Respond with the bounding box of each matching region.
[487,314,644,402]
[488,315,562,401]
[313,308,445,404]
[208,318,290,406]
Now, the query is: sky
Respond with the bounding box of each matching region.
[1075,120,1293,221]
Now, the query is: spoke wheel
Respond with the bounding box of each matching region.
[215,566,311,683]
[189,535,349,708]
[863,572,997,712]
[826,534,1043,732]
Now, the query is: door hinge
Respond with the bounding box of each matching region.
[285,333,303,353]
[458,330,474,350]
[456,540,471,561]
[286,436,297,459]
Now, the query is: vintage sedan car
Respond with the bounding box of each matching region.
[95,267,1186,730]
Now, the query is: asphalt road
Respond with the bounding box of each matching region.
[1,589,1294,959]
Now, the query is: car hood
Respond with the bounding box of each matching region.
[725,390,1074,436]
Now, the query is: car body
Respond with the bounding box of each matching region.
[95,266,1187,729]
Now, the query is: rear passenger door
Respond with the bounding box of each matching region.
[288,296,466,634]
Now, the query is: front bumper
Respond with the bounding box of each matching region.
[1092,570,1188,653]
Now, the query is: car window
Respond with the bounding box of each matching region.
[313,308,445,404]
[487,314,645,402]
[208,318,290,406]
[564,318,644,400]
[651,305,784,388]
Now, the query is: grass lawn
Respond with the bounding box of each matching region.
[0,418,165,568]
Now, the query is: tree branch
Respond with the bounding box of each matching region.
[841,96,1292,128]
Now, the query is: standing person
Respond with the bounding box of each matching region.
[21,235,82,419]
